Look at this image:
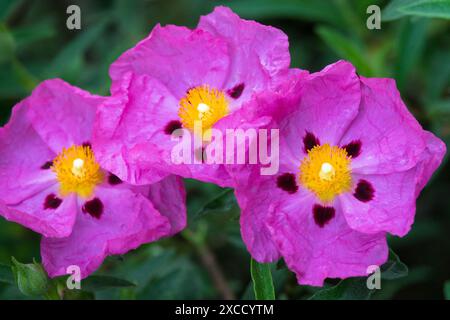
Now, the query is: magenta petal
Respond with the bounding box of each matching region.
[148,175,187,235]
[340,170,418,237]
[109,24,230,97]
[1,190,77,238]
[92,73,188,185]
[342,77,431,174]
[235,170,282,262]
[267,197,388,286]
[41,186,171,279]
[278,61,360,159]
[0,101,56,205]
[414,131,446,195]
[198,6,291,103]
[26,79,105,153]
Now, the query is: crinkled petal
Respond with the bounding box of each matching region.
[279,60,360,154]
[342,77,428,175]
[93,73,188,185]
[109,24,230,97]
[41,186,171,278]
[198,6,291,105]
[26,79,105,153]
[235,170,282,262]
[413,131,446,195]
[340,170,418,237]
[147,175,187,235]
[0,188,77,238]
[267,196,388,287]
[0,100,56,204]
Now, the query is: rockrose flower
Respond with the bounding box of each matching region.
[233,61,446,286]
[92,6,296,187]
[0,79,186,278]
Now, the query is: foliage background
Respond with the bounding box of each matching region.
[0,0,449,299]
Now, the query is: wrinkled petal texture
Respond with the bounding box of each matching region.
[267,196,388,287]
[233,59,445,286]
[26,79,106,153]
[0,80,101,237]
[101,7,293,187]
[340,77,446,236]
[109,24,230,97]
[41,186,171,278]
[198,6,291,104]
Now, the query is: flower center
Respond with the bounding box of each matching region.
[299,144,352,203]
[178,85,229,133]
[52,145,104,198]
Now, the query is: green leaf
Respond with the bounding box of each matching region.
[0,263,14,284]
[81,275,136,291]
[192,188,238,220]
[310,249,408,300]
[380,249,409,280]
[316,26,374,76]
[394,18,429,91]
[217,0,345,26]
[383,0,450,21]
[310,277,373,300]
[45,16,110,80]
[11,257,49,297]
[444,281,450,300]
[0,24,15,64]
[250,259,275,300]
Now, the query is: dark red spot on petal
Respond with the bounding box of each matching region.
[44,194,62,210]
[82,198,104,219]
[276,173,298,194]
[82,141,92,148]
[227,83,245,99]
[303,131,320,153]
[108,173,122,185]
[313,204,335,227]
[164,120,183,135]
[41,161,53,170]
[353,179,375,202]
[342,140,362,158]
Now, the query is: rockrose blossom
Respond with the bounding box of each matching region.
[233,61,446,286]
[0,79,186,278]
[92,6,296,187]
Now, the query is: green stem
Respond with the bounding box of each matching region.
[250,258,275,300]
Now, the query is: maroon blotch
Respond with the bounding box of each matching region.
[227,83,245,99]
[342,140,362,158]
[44,194,62,210]
[164,120,183,135]
[108,173,123,185]
[303,131,320,153]
[313,204,335,227]
[353,179,375,202]
[82,198,104,219]
[276,173,298,194]
[41,161,53,170]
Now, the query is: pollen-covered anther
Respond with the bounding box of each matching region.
[51,145,104,198]
[178,85,228,133]
[299,144,352,203]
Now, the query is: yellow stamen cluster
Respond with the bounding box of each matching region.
[178,85,229,134]
[299,144,352,203]
[52,145,104,198]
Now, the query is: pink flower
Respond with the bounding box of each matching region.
[233,61,446,286]
[0,79,186,278]
[92,6,297,187]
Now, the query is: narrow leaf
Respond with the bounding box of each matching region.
[81,275,136,291]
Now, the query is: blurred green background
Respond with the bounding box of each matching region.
[0,0,449,299]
